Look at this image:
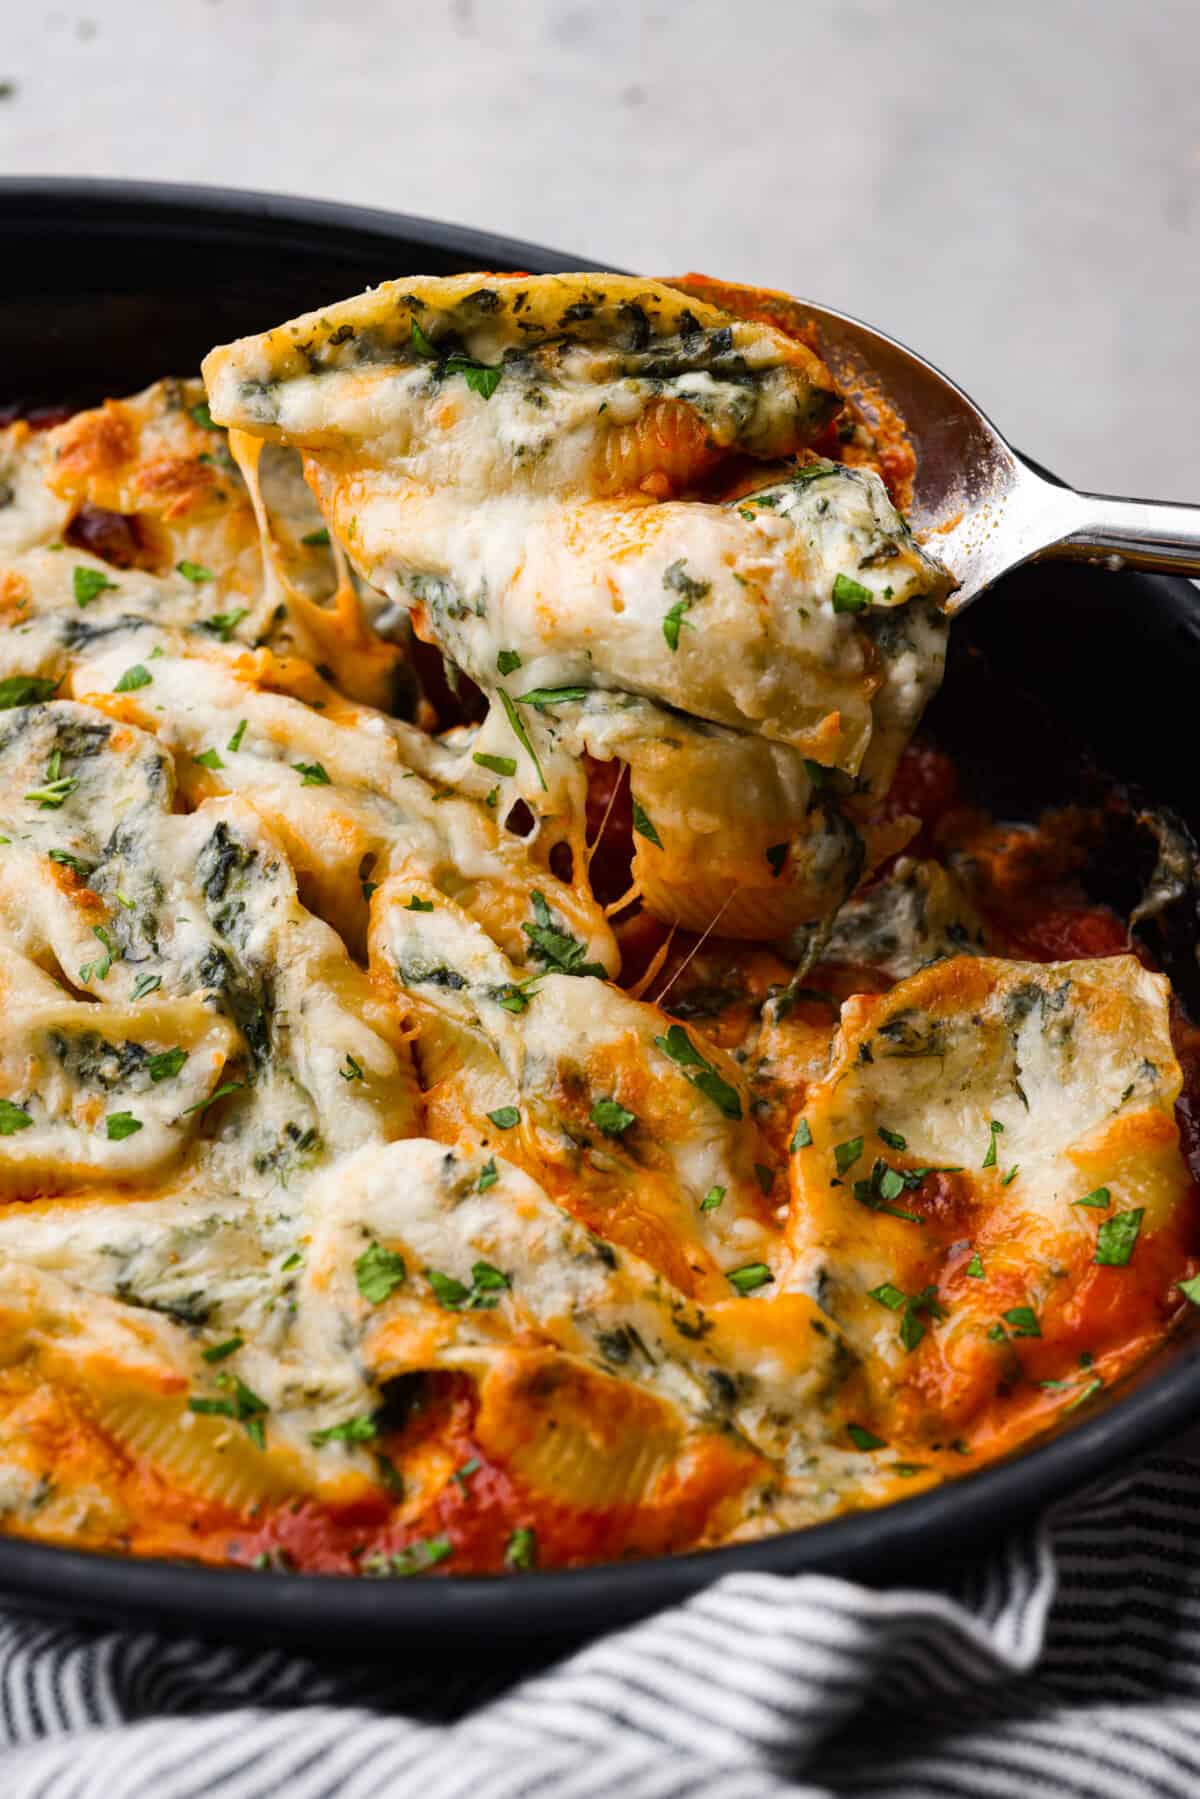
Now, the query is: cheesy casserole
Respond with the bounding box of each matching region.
[0,272,1193,1578]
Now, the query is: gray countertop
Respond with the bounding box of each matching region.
[2,0,1196,501]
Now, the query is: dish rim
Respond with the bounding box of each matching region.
[0,174,1197,1647]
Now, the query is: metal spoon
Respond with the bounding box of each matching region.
[796,300,1200,613]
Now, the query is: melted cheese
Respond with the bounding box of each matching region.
[0,274,1190,1574]
[785,955,1186,1438]
[202,273,840,487]
[205,273,952,939]
[371,874,775,1293]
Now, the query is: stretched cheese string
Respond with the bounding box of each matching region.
[603,880,643,919]
[583,758,628,874]
[227,430,400,709]
[625,927,676,1003]
[652,888,739,1009]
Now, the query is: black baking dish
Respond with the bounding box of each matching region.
[0,176,1197,1652]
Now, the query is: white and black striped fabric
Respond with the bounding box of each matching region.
[4,1449,1200,1798]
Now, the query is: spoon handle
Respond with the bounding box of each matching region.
[1042,489,1200,578]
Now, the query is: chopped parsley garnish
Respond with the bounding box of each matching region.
[310,1414,378,1447]
[444,355,502,400]
[114,664,152,692]
[868,1282,906,1311]
[1002,1305,1041,1338]
[280,1251,303,1272]
[699,1185,725,1212]
[106,1111,142,1141]
[898,1285,945,1352]
[523,890,606,978]
[147,1047,188,1082]
[0,675,58,709]
[427,1261,511,1311]
[179,1079,247,1118]
[1001,1165,1019,1186]
[130,972,162,1001]
[364,1536,453,1578]
[487,1105,520,1130]
[47,848,93,877]
[0,1098,33,1135]
[203,608,248,642]
[294,760,331,786]
[661,560,709,650]
[494,980,538,1013]
[868,1280,944,1350]
[878,1126,907,1151]
[1073,1186,1111,1209]
[25,774,78,809]
[852,1158,923,1222]
[302,527,331,547]
[834,1137,864,1175]
[505,1527,538,1571]
[516,685,590,711]
[1178,1274,1200,1306]
[631,797,662,848]
[188,1374,269,1449]
[190,401,216,430]
[848,1423,886,1451]
[73,566,117,607]
[410,317,437,358]
[790,1118,813,1152]
[452,1458,481,1491]
[498,687,546,791]
[339,1054,365,1082]
[662,598,692,652]
[831,572,872,613]
[653,1023,742,1120]
[354,1241,407,1304]
[497,650,522,675]
[409,324,503,396]
[227,719,247,752]
[727,1261,774,1295]
[1094,1207,1144,1267]
[473,751,517,777]
[590,1096,636,1137]
[982,1120,1004,1168]
[1066,1377,1104,1411]
[201,1336,244,1364]
[79,924,118,983]
[965,1252,985,1279]
[477,1158,499,1192]
[177,560,213,584]
[194,748,224,771]
[406,895,434,911]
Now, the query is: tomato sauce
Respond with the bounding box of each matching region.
[213,741,1197,1576]
[216,1372,749,1579]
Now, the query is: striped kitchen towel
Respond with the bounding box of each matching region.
[4,1449,1200,1799]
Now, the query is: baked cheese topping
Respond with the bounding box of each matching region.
[0,272,1192,1577]
[205,274,952,943]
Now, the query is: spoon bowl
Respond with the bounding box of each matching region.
[796,299,1200,611]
